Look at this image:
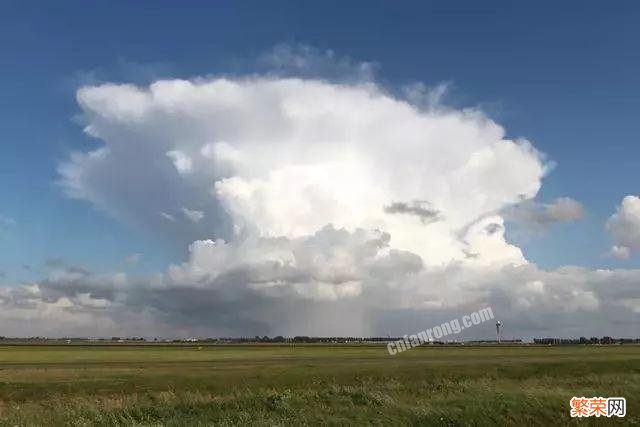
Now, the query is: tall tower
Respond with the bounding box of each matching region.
[496,321,502,343]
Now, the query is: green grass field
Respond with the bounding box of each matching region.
[0,344,637,425]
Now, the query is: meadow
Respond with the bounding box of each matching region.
[0,344,637,425]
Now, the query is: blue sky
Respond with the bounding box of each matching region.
[0,1,639,337]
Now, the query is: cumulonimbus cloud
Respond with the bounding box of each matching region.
[59,75,547,266]
[2,48,630,338]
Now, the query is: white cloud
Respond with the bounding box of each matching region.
[544,197,584,222]
[607,245,631,260]
[182,207,204,223]
[606,195,640,258]
[166,150,193,175]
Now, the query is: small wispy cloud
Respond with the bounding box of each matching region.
[506,197,584,230]
[605,245,631,260]
[182,207,204,223]
[0,214,16,227]
[166,150,193,175]
[259,43,377,81]
[126,253,142,264]
[159,212,176,222]
[402,81,451,111]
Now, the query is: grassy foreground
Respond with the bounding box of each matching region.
[0,344,638,426]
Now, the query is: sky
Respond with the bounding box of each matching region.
[0,1,639,339]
